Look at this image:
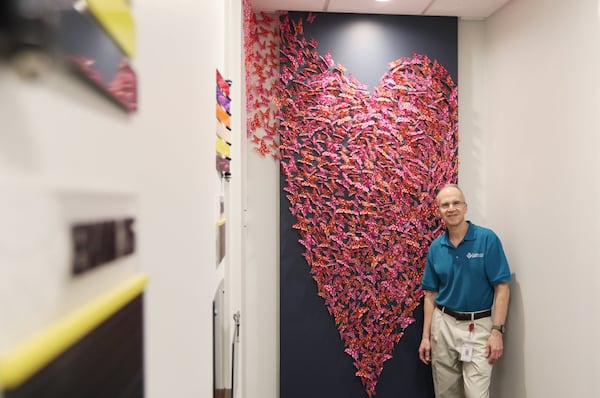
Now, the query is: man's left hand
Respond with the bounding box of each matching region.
[486,330,504,364]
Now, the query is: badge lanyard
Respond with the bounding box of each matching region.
[460,321,475,362]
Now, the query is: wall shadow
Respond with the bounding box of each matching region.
[490,272,527,397]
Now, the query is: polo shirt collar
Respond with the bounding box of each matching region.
[441,221,475,247]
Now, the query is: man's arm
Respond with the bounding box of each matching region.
[492,282,510,327]
[487,282,510,363]
[418,290,437,364]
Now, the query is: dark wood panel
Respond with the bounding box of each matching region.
[5,295,144,398]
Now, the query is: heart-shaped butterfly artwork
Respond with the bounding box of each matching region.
[277,15,458,397]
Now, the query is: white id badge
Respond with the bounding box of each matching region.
[460,343,473,362]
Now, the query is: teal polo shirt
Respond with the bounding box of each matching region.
[421,222,511,312]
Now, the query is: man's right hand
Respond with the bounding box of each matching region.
[418,337,431,364]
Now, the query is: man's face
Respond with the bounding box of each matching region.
[436,187,467,228]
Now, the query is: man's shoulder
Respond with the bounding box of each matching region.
[469,222,499,239]
[429,233,446,250]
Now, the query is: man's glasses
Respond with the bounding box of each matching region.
[438,201,465,210]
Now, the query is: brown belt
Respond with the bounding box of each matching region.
[436,304,491,321]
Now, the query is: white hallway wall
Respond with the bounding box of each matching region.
[0,1,244,397]
[481,0,600,396]
[244,1,600,398]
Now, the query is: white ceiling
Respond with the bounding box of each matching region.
[251,0,511,19]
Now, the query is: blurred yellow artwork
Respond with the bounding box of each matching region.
[86,0,136,56]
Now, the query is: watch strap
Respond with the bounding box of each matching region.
[491,324,505,334]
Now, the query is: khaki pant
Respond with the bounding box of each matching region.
[430,308,494,398]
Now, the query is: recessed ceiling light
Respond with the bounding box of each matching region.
[375,0,390,2]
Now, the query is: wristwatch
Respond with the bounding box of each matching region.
[491,324,505,334]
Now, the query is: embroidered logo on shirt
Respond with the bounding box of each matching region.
[466,252,484,259]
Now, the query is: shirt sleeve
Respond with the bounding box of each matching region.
[485,232,512,285]
[421,247,439,291]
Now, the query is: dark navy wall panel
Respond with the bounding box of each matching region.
[280,12,457,398]
[300,12,457,89]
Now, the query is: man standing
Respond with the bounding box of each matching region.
[418,184,511,397]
